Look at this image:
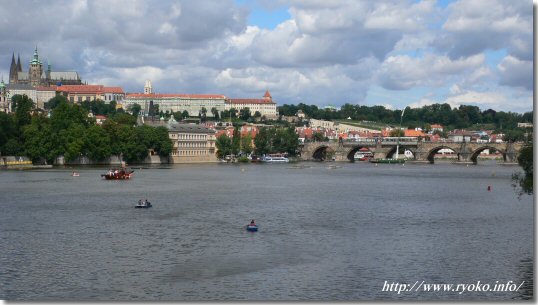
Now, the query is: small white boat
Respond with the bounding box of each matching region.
[262,154,289,163]
[71,172,80,177]
[135,200,152,208]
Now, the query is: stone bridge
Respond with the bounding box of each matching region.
[299,139,523,164]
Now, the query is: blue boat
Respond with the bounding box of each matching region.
[246,225,258,232]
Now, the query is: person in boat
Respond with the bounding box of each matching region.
[138,199,142,206]
[250,219,256,226]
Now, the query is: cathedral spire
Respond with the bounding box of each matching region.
[9,52,17,83]
[17,54,22,72]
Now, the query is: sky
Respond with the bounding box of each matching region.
[0,0,533,113]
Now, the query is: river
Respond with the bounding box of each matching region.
[0,161,533,301]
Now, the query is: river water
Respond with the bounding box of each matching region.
[0,161,533,301]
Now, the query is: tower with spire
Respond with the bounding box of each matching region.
[144,80,153,94]
[28,46,43,87]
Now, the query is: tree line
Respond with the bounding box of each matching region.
[278,102,533,133]
[215,126,299,159]
[0,95,172,164]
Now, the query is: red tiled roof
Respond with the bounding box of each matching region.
[56,85,103,93]
[227,98,275,105]
[404,130,427,137]
[126,93,225,99]
[263,90,271,98]
[36,86,56,91]
[431,124,443,128]
[56,85,125,94]
[103,87,124,94]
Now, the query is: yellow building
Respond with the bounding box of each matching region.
[167,122,218,163]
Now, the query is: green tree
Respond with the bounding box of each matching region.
[0,112,16,154]
[215,134,232,159]
[241,134,253,154]
[229,108,238,119]
[231,126,241,155]
[44,95,68,110]
[58,124,86,161]
[111,112,137,126]
[151,126,173,156]
[116,125,148,163]
[129,103,142,117]
[512,142,533,196]
[239,107,251,121]
[312,131,325,142]
[12,94,35,131]
[199,107,207,122]
[50,100,89,132]
[254,127,271,155]
[211,107,220,120]
[23,114,54,163]
[84,125,112,161]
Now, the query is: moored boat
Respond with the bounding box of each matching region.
[261,154,289,163]
[369,158,406,164]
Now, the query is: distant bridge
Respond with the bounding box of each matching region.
[299,139,523,164]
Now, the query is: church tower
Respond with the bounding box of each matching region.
[144,80,153,94]
[263,89,272,101]
[9,53,17,84]
[28,46,43,87]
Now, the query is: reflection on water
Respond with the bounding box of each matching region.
[0,162,533,301]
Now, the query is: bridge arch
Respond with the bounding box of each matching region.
[425,146,460,163]
[344,146,374,162]
[470,146,506,163]
[312,145,336,161]
[385,145,417,159]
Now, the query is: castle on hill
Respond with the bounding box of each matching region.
[9,47,82,87]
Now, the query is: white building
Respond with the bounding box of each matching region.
[225,90,278,119]
[124,93,226,117]
[6,83,36,106]
[309,118,335,129]
[36,86,56,109]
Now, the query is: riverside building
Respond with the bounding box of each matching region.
[145,118,218,163]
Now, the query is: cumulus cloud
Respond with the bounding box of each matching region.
[435,0,532,60]
[497,55,533,90]
[377,53,485,90]
[0,0,532,112]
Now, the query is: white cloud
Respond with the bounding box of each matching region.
[409,88,532,113]
[437,0,532,60]
[497,55,533,90]
[0,0,532,112]
[377,53,485,90]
